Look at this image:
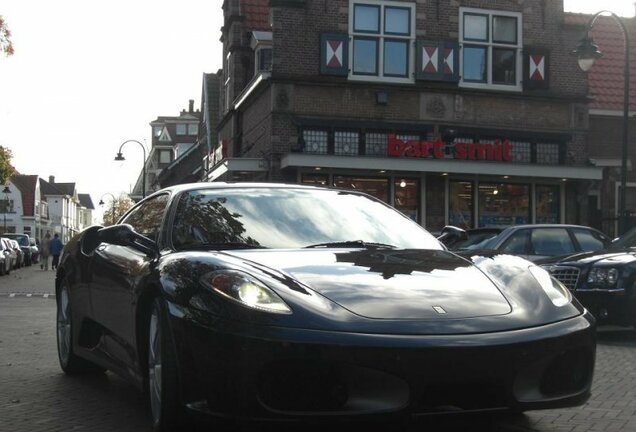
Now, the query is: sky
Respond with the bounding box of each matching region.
[0,0,633,223]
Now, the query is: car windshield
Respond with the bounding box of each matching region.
[611,226,636,249]
[172,187,442,250]
[6,234,28,246]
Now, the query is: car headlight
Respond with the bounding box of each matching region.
[529,265,572,307]
[200,270,292,314]
[587,267,620,286]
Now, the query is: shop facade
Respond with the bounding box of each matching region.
[214,0,603,232]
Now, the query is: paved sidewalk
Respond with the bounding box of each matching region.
[0,263,56,296]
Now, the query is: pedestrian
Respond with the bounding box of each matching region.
[40,231,51,270]
[49,233,63,271]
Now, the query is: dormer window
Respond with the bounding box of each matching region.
[251,31,273,75]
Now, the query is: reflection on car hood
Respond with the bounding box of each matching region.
[557,250,636,266]
[225,249,512,320]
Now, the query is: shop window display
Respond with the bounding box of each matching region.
[449,181,473,229]
[478,183,529,226]
[394,178,419,221]
[536,185,560,223]
[334,175,389,203]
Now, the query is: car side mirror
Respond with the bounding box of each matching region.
[437,225,468,247]
[97,224,158,257]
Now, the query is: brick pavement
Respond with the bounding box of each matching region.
[0,263,56,296]
[1,269,636,432]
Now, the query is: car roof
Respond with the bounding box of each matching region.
[149,182,334,195]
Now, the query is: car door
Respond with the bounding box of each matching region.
[89,193,170,371]
[498,229,531,259]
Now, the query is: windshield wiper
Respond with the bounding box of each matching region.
[304,240,396,249]
[179,242,267,251]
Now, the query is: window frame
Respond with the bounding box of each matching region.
[349,0,415,84]
[459,7,522,92]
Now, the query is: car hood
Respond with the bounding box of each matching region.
[224,249,512,320]
[556,250,636,266]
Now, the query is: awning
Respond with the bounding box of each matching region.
[281,154,604,180]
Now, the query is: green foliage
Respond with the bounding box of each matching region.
[0,15,14,56]
[0,146,15,185]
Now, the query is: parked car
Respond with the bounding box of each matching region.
[57,183,595,430]
[29,237,40,263]
[1,238,17,271]
[8,239,24,269]
[449,224,611,263]
[0,238,13,275]
[4,233,33,266]
[546,225,636,327]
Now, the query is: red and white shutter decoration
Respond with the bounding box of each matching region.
[320,33,349,76]
[524,48,549,90]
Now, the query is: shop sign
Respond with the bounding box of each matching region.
[387,134,513,162]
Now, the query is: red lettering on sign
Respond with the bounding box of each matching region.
[388,134,514,162]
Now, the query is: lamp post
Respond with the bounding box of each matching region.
[98,193,117,225]
[2,185,10,234]
[573,10,631,235]
[115,139,147,199]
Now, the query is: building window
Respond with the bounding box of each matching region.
[365,133,387,156]
[0,200,13,213]
[159,150,172,164]
[176,124,187,135]
[478,183,530,226]
[175,143,194,159]
[394,178,419,221]
[188,123,199,136]
[510,140,531,163]
[536,185,560,224]
[153,126,162,137]
[334,175,389,203]
[257,47,272,72]
[449,181,473,229]
[303,130,329,154]
[301,174,328,186]
[349,0,415,83]
[459,8,522,91]
[334,131,359,155]
[536,143,560,165]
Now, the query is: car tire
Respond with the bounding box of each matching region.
[56,281,105,375]
[148,298,185,432]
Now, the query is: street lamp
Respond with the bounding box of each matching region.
[115,139,147,199]
[98,193,117,225]
[573,10,631,235]
[2,185,9,234]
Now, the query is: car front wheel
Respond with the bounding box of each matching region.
[56,282,105,374]
[148,298,184,432]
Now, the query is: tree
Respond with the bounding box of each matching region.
[102,194,135,226]
[0,146,15,185]
[0,15,14,57]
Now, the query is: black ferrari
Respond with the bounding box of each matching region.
[56,183,596,431]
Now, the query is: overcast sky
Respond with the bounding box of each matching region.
[0,0,633,222]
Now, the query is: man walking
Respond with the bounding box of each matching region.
[49,233,63,271]
[40,231,51,270]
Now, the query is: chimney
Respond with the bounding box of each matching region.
[189,99,194,113]
[49,175,55,184]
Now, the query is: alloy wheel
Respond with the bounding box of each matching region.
[148,308,163,425]
[57,285,71,366]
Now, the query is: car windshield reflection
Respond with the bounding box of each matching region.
[171,187,441,251]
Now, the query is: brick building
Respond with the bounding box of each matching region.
[212,0,603,232]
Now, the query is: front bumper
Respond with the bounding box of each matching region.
[167,304,596,421]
